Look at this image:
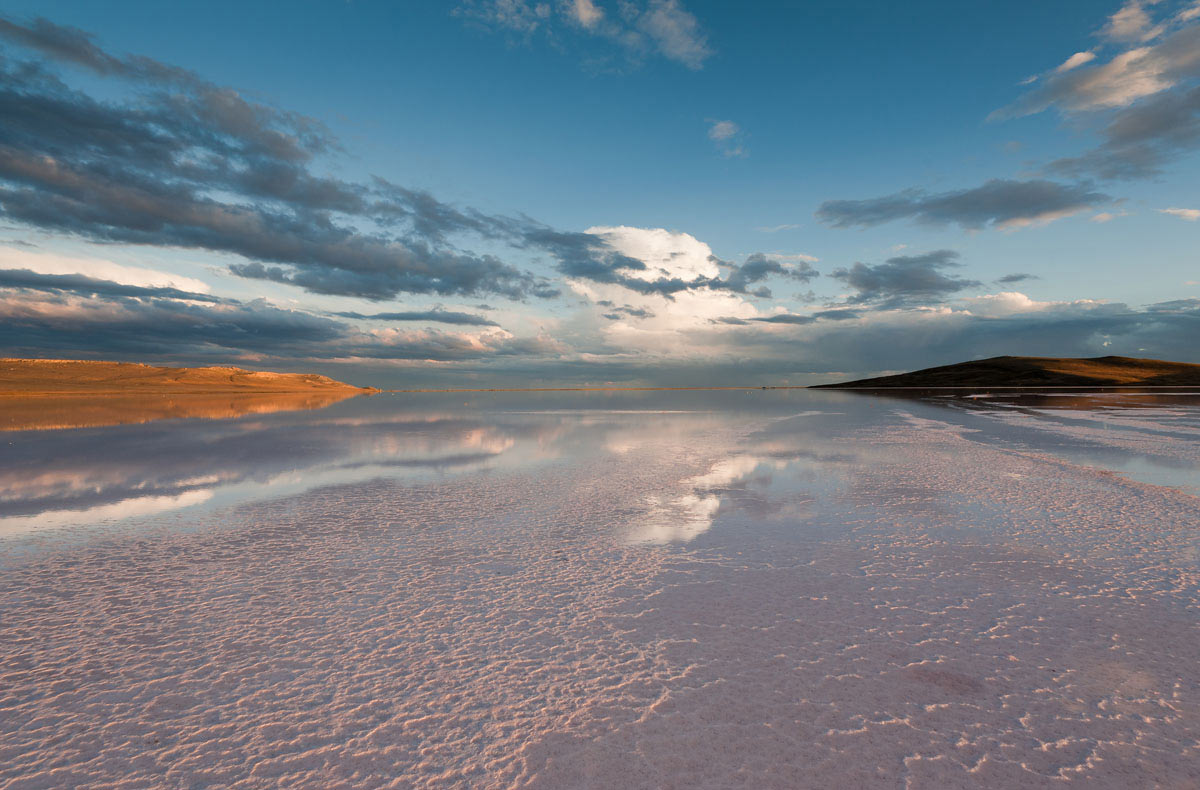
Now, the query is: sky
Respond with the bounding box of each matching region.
[0,0,1197,387]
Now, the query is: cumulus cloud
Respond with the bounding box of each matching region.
[456,0,711,69]
[816,179,1109,231]
[1159,206,1200,219]
[830,250,980,307]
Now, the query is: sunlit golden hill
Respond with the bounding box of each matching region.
[0,359,375,430]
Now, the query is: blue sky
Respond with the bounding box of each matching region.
[0,0,1197,386]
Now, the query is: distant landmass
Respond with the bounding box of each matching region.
[0,359,373,396]
[814,356,1200,388]
[0,359,374,431]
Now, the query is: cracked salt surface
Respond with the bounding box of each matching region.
[1,389,1199,788]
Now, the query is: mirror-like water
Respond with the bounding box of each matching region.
[2,390,1199,787]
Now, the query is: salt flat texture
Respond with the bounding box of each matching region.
[1,390,1198,788]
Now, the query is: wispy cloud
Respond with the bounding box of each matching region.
[455,0,712,69]
[817,180,1109,231]
[707,119,746,157]
[990,3,1200,181]
[1159,206,1200,220]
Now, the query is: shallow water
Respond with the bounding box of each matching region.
[2,390,1199,787]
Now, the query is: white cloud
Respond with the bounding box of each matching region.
[1056,50,1096,72]
[708,120,738,141]
[458,0,711,69]
[1102,0,1166,43]
[637,0,711,70]
[1159,207,1200,220]
[994,19,1200,118]
[566,0,603,28]
[707,119,747,157]
[0,247,212,293]
[996,205,1092,231]
[754,223,800,233]
[569,226,760,353]
[762,252,819,264]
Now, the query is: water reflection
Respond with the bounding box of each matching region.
[2,388,1198,543]
[0,391,365,431]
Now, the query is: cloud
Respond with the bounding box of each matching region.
[1046,85,1200,179]
[721,253,818,297]
[0,246,211,292]
[0,16,661,302]
[567,0,604,28]
[0,277,562,363]
[995,25,1200,118]
[455,0,711,69]
[1056,51,1097,72]
[707,119,746,158]
[635,0,711,69]
[816,179,1109,231]
[749,313,815,325]
[332,308,501,326]
[601,305,655,320]
[708,120,737,140]
[754,223,800,233]
[996,272,1039,284]
[1101,1,1166,43]
[830,250,980,307]
[0,267,222,302]
[988,2,1200,182]
[1159,206,1200,220]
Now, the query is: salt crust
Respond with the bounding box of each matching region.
[2,395,1199,788]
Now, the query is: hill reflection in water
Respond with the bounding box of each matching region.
[0,390,365,431]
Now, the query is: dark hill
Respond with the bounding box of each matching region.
[814,356,1200,388]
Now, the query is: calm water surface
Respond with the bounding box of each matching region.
[2,390,1199,787]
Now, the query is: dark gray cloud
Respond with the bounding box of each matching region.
[750,313,816,325]
[333,308,500,327]
[710,308,859,327]
[816,179,1109,231]
[0,271,555,363]
[0,267,222,301]
[997,272,1039,284]
[721,253,818,298]
[601,305,656,320]
[830,250,980,307]
[0,16,695,302]
[811,309,861,321]
[1047,85,1200,180]
[0,16,808,306]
